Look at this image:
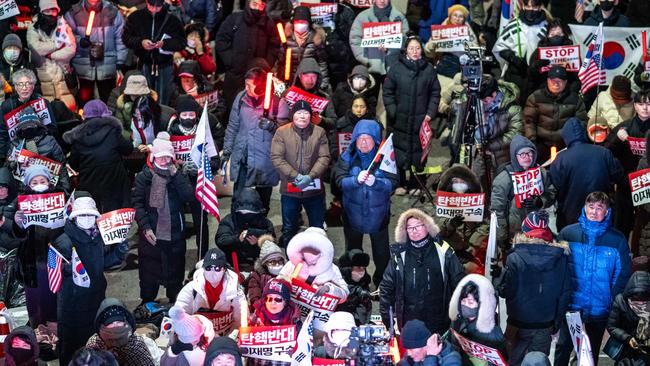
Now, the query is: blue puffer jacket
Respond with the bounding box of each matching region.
[558,209,632,321]
[64,0,128,81]
[334,119,397,233]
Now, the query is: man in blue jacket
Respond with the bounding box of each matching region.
[554,191,632,366]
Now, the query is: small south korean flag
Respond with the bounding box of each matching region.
[72,247,90,288]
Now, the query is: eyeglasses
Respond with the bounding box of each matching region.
[406,224,425,232]
[517,151,534,158]
[15,82,33,89]
[266,297,284,303]
[205,265,224,272]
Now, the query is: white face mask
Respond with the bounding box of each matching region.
[293,22,309,33]
[153,162,169,170]
[329,330,351,347]
[3,48,19,63]
[76,216,96,230]
[452,182,469,194]
[204,270,224,285]
[267,264,283,275]
[186,38,196,48]
[351,269,365,282]
[351,76,367,91]
[31,184,49,193]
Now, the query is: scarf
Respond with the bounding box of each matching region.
[149,166,172,241]
[205,278,225,309]
[628,299,650,346]
[578,208,612,246]
[476,91,502,142]
[257,304,293,326]
[373,4,392,22]
[410,236,430,249]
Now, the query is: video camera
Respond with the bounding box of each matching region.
[459,43,492,91]
[346,325,394,366]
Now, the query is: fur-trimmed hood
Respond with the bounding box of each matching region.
[62,115,124,145]
[394,208,440,244]
[512,233,570,272]
[286,228,334,277]
[449,274,497,334]
[512,233,570,253]
[438,164,482,193]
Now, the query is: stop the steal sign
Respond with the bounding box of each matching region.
[538,45,581,72]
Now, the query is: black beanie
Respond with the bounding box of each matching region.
[291,100,312,118]
[293,6,311,23]
[176,95,200,114]
[401,320,431,349]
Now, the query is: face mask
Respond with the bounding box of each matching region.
[460,305,479,319]
[180,118,196,128]
[31,184,48,193]
[9,347,33,363]
[3,49,19,63]
[267,264,283,275]
[76,216,96,230]
[600,1,614,11]
[329,330,351,346]
[99,324,131,349]
[17,127,40,140]
[204,269,224,285]
[293,22,309,33]
[185,85,198,97]
[351,77,367,91]
[520,9,544,25]
[153,162,169,170]
[548,35,564,46]
[186,38,196,48]
[351,269,366,282]
[452,182,469,194]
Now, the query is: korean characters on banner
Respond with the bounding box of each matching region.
[313,358,346,366]
[196,310,235,336]
[361,22,403,49]
[337,132,352,156]
[4,98,53,141]
[238,325,296,362]
[629,168,650,206]
[195,90,220,112]
[435,192,485,222]
[627,137,646,157]
[428,25,471,53]
[290,277,340,331]
[419,119,433,163]
[96,208,136,245]
[301,3,337,29]
[510,166,544,209]
[15,150,62,186]
[170,135,195,163]
[451,330,507,366]
[284,86,330,114]
[17,192,66,229]
[0,0,19,20]
[538,45,581,72]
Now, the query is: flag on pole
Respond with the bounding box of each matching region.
[376,134,397,174]
[47,245,63,293]
[71,247,90,288]
[575,0,585,23]
[578,22,606,94]
[64,189,75,220]
[291,310,314,366]
[484,211,498,281]
[191,103,220,221]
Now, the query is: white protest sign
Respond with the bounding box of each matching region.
[451,329,507,366]
[17,192,65,229]
[238,325,296,362]
[429,25,470,53]
[629,168,650,206]
[0,0,19,20]
[538,45,581,72]
[435,192,485,222]
[510,166,544,209]
[96,208,136,245]
[361,22,403,49]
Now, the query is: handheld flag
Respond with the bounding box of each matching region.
[376,134,397,174]
[47,245,63,293]
[190,103,218,166]
[291,310,314,366]
[64,190,75,220]
[192,103,221,221]
[578,22,606,94]
[71,247,90,288]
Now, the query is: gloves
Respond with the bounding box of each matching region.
[314,284,330,297]
[171,340,193,355]
[357,170,375,186]
[490,259,502,279]
[448,215,465,229]
[522,195,543,211]
[531,58,550,70]
[617,128,629,142]
[294,174,313,189]
[258,117,277,132]
[499,50,527,71]
[79,37,91,48]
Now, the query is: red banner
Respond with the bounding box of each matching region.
[16,149,62,186]
[17,192,65,229]
[4,98,52,141]
[628,137,646,157]
[290,277,340,331]
[170,134,195,162]
[629,168,650,206]
[97,208,136,245]
[510,166,544,209]
[419,119,433,163]
[428,24,470,53]
[239,325,296,362]
[284,86,330,114]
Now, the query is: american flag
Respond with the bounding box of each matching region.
[196,147,220,221]
[578,22,606,94]
[575,0,584,23]
[47,245,63,293]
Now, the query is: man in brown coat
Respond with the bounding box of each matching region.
[271,100,330,246]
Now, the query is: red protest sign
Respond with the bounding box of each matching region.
[510,166,544,208]
[628,137,646,157]
[419,119,433,163]
[290,277,340,331]
[195,89,219,111]
[452,329,507,366]
[284,86,330,114]
[16,149,62,186]
[97,208,136,245]
[435,191,485,222]
[196,310,234,336]
[337,132,352,156]
[361,22,403,49]
[239,325,296,362]
[629,168,650,206]
[301,3,337,27]
[170,134,195,162]
[17,192,66,229]
[4,97,52,141]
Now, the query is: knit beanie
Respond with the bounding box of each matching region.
[176,95,200,114]
[22,164,50,186]
[262,279,291,302]
[401,320,431,349]
[290,100,312,119]
[447,4,469,18]
[83,100,112,119]
[39,0,60,12]
[521,210,553,242]
[169,306,204,344]
[2,34,22,50]
[69,196,100,219]
[610,75,632,102]
[521,351,551,366]
[292,6,311,23]
[258,236,286,265]
[149,132,175,162]
[18,107,40,125]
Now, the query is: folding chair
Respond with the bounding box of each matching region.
[409,164,443,207]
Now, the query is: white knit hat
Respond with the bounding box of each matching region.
[39,0,60,12]
[169,306,204,345]
[149,132,175,162]
[69,197,100,219]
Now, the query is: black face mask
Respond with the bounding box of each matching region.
[9,347,33,364]
[548,35,564,46]
[17,127,41,140]
[179,118,196,128]
[38,14,58,34]
[520,9,545,25]
[600,1,614,11]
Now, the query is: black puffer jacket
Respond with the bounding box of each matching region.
[383,54,440,170]
[331,65,378,119]
[279,25,330,92]
[0,167,19,250]
[324,3,356,89]
[63,116,133,213]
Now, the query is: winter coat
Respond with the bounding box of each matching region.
[223,90,280,187]
[329,110,373,161]
[635,156,650,257]
[523,86,588,162]
[175,46,217,76]
[2,326,48,366]
[52,220,128,327]
[449,274,507,366]
[334,119,397,233]
[86,333,155,366]
[0,168,19,251]
[113,90,174,139]
[168,61,216,107]
[417,0,469,41]
[64,0,128,80]
[122,6,186,67]
[160,315,216,366]
[203,337,243,366]
[626,0,650,27]
[558,210,633,321]
[606,116,650,174]
[179,0,219,32]
[175,268,245,332]
[383,54,440,170]
[398,342,462,366]
[279,25,329,92]
[588,89,635,130]
[331,67,378,119]
[270,123,330,198]
[245,236,286,307]
[584,7,631,27]
[278,250,349,302]
[215,189,275,269]
[26,17,77,110]
[379,208,465,330]
[63,117,132,212]
[493,19,547,88]
[496,233,572,329]
[549,118,624,228]
[336,267,372,325]
[607,271,650,362]
[490,135,555,244]
[349,6,409,75]
[324,3,356,88]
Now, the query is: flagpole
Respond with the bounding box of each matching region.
[198,102,208,261]
[594,23,604,130]
[366,133,393,171]
[49,244,70,264]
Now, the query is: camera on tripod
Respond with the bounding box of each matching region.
[346,325,394,366]
[459,43,492,91]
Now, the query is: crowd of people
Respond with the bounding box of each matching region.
[0,0,649,365]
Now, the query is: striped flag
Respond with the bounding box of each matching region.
[47,245,63,293]
[578,22,606,94]
[575,0,584,23]
[191,103,220,221]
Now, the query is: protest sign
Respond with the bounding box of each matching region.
[239,325,296,362]
[428,25,470,53]
[284,86,330,114]
[451,329,507,366]
[301,3,337,29]
[196,310,234,336]
[538,45,581,72]
[170,135,195,162]
[313,358,346,366]
[630,168,650,206]
[361,22,403,49]
[4,98,52,141]
[15,150,62,186]
[195,90,219,111]
[337,132,352,156]
[290,277,340,331]
[0,0,19,20]
[97,208,136,245]
[435,192,485,222]
[510,166,544,208]
[628,137,646,157]
[346,0,371,7]
[419,119,433,163]
[17,192,65,229]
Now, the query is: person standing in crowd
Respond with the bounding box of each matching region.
[245,236,286,307]
[86,298,156,366]
[63,100,133,213]
[418,0,470,41]
[523,65,588,163]
[169,60,215,109]
[383,36,440,195]
[178,0,219,35]
[332,65,378,119]
[606,270,650,365]
[222,67,280,214]
[399,319,462,366]
[203,337,243,366]
[215,0,281,117]
[0,166,19,253]
[160,306,216,366]
[2,326,48,366]
[335,119,396,286]
[271,101,330,246]
[52,194,129,365]
[0,34,34,96]
[27,0,77,111]
[323,0,356,91]
[380,208,465,334]
[494,210,571,365]
[122,0,185,105]
[551,118,624,230]
[554,192,632,366]
[64,0,127,104]
[490,135,554,248]
[584,0,630,26]
[588,75,635,131]
[132,132,194,304]
[174,23,216,77]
